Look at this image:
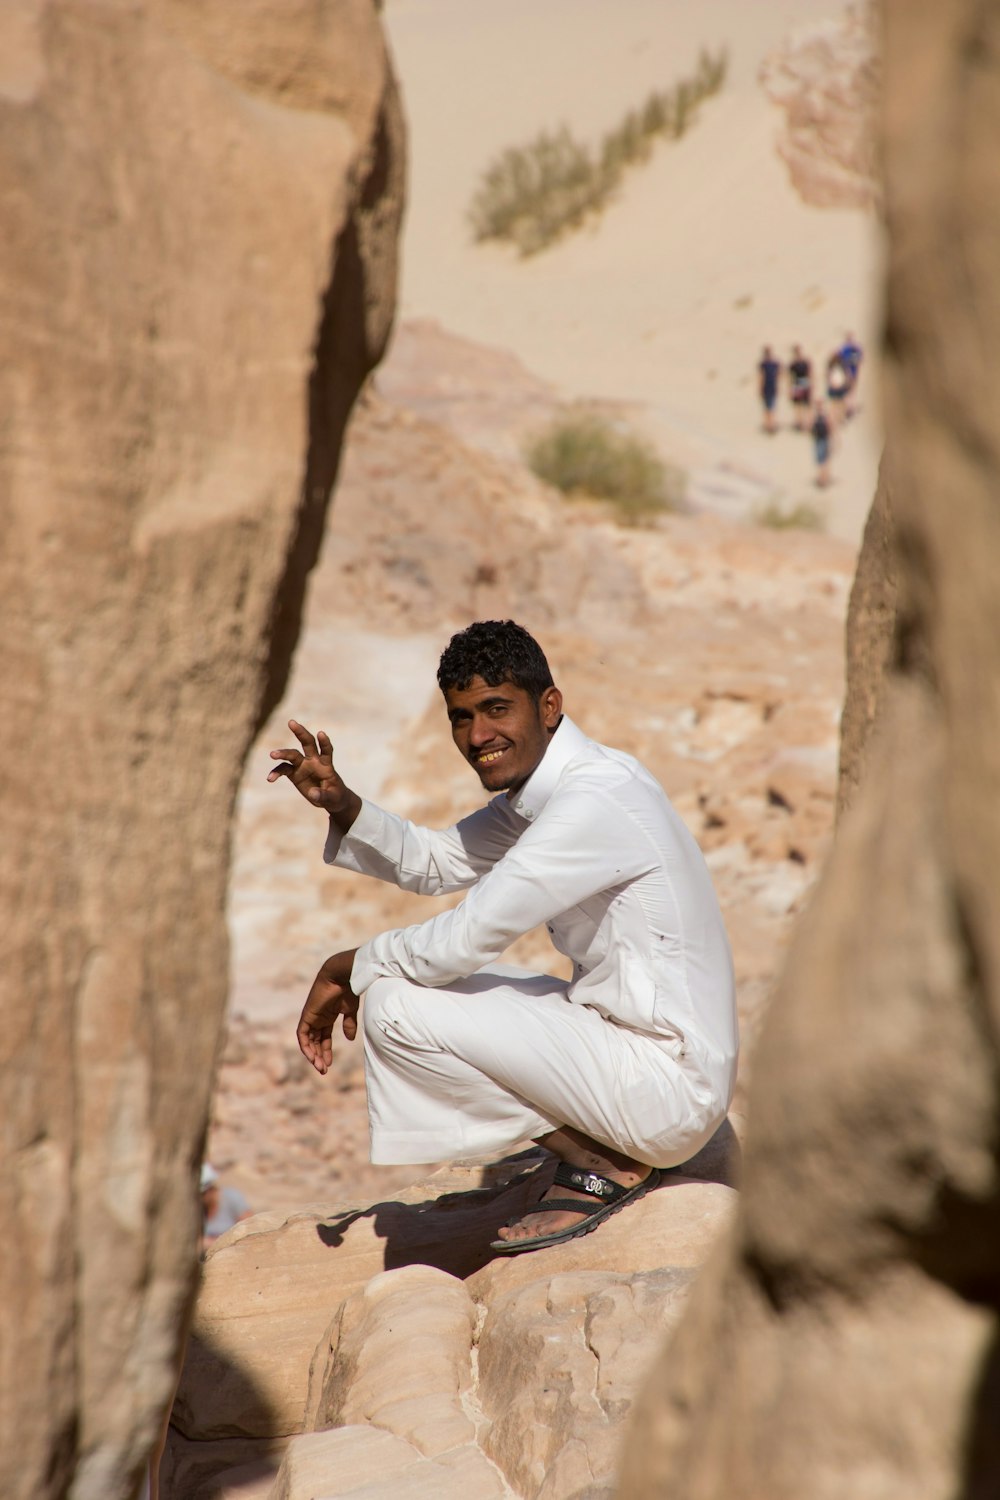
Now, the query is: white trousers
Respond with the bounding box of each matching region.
[361,966,721,1169]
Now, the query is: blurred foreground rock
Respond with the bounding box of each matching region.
[163,1127,739,1498]
[618,3,1000,1496]
[0,2,402,1495]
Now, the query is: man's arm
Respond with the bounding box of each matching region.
[267,720,361,835]
[326,799,521,896]
[351,780,656,994]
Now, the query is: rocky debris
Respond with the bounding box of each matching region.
[166,1132,739,1497]
[618,4,1000,1498]
[760,3,880,210]
[0,1,402,1494]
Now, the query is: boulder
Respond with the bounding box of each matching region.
[168,1141,738,1496]
[617,4,1000,1496]
[0,2,402,1494]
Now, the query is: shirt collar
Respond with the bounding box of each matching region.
[506,714,590,823]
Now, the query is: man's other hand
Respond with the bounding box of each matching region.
[267,720,361,829]
[297,949,360,1075]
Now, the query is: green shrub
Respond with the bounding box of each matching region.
[526,412,685,525]
[469,48,729,256]
[754,500,826,532]
[468,127,603,254]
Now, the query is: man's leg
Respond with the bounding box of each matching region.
[362,967,715,1174]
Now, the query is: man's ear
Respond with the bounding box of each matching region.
[541,686,563,731]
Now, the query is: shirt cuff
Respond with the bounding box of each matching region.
[323,799,383,865]
[350,941,381,997]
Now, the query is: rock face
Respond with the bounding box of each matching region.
[837,450,898,816]
[760,2,880,210]
[0,4,401,1497]
[163,1137,739,1498]
[618,4,1000,1497]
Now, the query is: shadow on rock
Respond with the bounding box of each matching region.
[314,1119,741,1277]
[162,1328,286,1499]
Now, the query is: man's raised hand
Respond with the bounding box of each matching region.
[267,720,361,830]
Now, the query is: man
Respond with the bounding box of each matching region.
[811,401,833,488]
[268,621,738,1255]
[787,344,813,430]
[838,331,864,417]
[200,1163,252,1252]
[758,345,781,433]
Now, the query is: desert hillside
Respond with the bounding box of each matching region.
[385,0,882,541]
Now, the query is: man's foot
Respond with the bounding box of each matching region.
[496,1161,651,1245]
[492,1125,658,1254]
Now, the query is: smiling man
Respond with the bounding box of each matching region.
[268,620,738,1254]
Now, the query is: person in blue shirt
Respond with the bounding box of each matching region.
[838,332,864,417]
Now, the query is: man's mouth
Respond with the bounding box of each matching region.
[474,748,507,766]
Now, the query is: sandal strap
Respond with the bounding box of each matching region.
[514,1196,605,1221]
[552,1163,631,1203]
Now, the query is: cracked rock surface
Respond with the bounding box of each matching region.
[164,1138,738,1497]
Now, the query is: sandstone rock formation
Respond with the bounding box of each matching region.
[760,2,880,210]
[163,1132,740,1498]
[837,450,897,815]
[0,4,401,1497]
[618,2,1000,1495]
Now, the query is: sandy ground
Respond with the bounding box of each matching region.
[382,0,884,542]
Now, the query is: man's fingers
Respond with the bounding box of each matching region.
[289,719,320,758]
[317,730,334,764]
[342,1013,357,1042]
[266,757,298,783]
[297,1022,331,1075]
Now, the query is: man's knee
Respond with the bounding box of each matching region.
[362,975,426,1053]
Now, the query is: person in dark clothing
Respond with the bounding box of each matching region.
[787,344,813,430]
[758,345,781,433]
[811,401,832,487]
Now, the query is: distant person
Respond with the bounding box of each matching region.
[825,351,851,423]
[811,402,832,487]
[201,1163,252,1250]
[758,345,781,433]
[787,344,813,430]
[838,331,864,417]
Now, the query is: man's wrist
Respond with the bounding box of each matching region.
[327,790,363,835]
[319,947,359,986]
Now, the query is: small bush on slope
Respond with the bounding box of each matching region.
[469,48,729,255]
[526,412,685,526]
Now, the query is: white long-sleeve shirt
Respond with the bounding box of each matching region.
[325,715,738,1108]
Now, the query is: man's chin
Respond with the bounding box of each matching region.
[475,769,514,792]
[471,761,515,792]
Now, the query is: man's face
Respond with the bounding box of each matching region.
[445,675,563,796]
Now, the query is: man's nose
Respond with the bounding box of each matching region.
[468,716,495,746]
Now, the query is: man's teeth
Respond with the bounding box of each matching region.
[478,750,505,763]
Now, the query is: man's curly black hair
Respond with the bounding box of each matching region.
[437,620,554,701]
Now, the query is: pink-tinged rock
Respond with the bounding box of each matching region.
[306,1265,477,1455]
[0,0,402,1492]
[270,1426,511,1500]
[467,1177,737,1304]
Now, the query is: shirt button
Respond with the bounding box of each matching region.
[524,809,534,819]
